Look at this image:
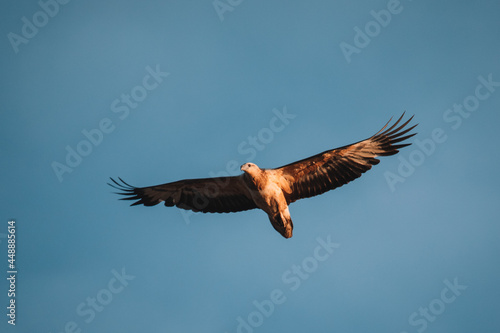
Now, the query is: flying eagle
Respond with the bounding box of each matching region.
[109,114,416,238]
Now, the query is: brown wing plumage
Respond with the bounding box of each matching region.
[108,175,257,213]
[276,113,417,203]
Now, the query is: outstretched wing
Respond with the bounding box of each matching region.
[108,175,257,213]
[276,113,417,203]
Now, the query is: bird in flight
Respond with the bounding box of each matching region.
[109,114,416,238]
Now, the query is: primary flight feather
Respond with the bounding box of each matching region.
[109,114,417,238]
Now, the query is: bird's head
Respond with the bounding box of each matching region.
[240,162,259,175]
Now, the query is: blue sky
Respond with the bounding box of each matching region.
[1,0,500,332]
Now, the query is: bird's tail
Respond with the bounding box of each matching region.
[269,209,293,239]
